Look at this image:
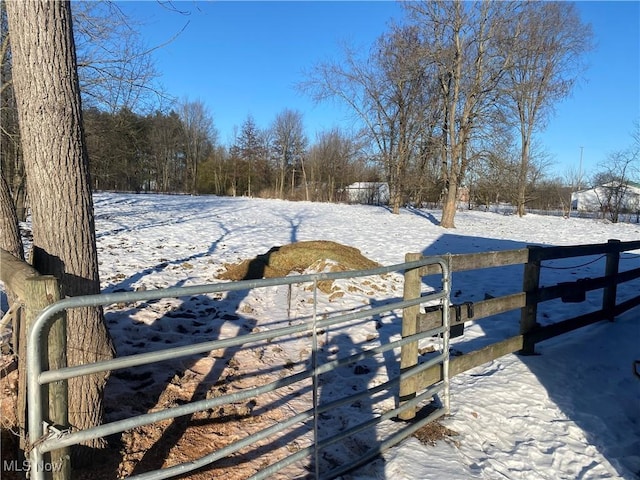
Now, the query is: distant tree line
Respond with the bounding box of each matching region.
[81,104,378,200]
[4,0,638,227]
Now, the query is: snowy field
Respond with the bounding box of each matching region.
[7,192,640,479]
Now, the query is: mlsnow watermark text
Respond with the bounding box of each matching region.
[3,455,69,473]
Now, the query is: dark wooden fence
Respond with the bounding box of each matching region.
[400,239,640,417]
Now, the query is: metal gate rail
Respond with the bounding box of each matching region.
[27,256,451,480]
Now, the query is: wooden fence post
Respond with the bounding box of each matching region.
[603,239,621,322]
[24,276,70,480]
[0,249,38,446]
[520,245,542,355]
[399,252,422,420]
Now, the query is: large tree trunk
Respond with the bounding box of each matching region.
[5,0,115,462]
[516,132,530,217]
[440,182,458,228]
[300,158,310,202]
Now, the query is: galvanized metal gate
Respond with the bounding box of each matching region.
[26,256,451,480]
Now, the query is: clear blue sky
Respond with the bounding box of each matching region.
[119,1,639,179]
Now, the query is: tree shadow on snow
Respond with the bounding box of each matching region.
[419,232,640,479]
[93,193,254,240]
[100,274,264,476]
[519,312,640,479]
[310,332,386,477]
[97,247,335,478]
[404,206,441,226]
[123,287,259,476]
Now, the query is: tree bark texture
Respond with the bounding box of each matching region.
[0,171,24,260]
[5,0,114,456]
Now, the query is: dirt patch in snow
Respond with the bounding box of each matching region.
[413,420,460,447]
[0,350,310,480]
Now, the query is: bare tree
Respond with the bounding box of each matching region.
[564,163,587,193]
[471,150,517,210]
[195,144,230,195]
[590,127,640,222]
[144,109,184,192]
[501,142,555,210]
[72,1,168,114]
[178,98,216,194]
[528,177,572,212]
[308,128,363,202]
[375,25,432,213]
[405,0,514,227]
[5,0,115,463]
[303,24,428,214]
[270,109,308,199]
[235,115,268,197]
[505,2,593,217]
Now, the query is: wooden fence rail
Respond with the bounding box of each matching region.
[401,239,640,415]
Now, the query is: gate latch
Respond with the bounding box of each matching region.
[450,301,473,338]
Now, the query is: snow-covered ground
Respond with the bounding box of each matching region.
[6,192,640,479]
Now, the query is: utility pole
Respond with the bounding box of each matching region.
[578,146,584,190]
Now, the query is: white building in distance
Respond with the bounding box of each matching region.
[345,182,390,205]
[571,182,640,212]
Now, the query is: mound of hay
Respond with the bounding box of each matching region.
[218,240,380,283]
